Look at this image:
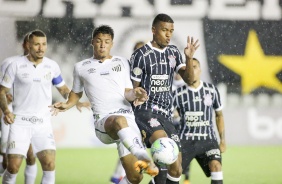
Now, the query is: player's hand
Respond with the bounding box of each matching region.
[4,112,15,124]
[49,102,69,116]
[219,141,226,153]
[133,87,148,106]
[184,36,200,59]
[76,101,91,112]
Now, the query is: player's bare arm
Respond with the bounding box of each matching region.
[178,36,200,85]
[57,85,90,112]
[132,80,141,89]
[215,110,226,153]
[0,85,14,124]
[50,91,83,116]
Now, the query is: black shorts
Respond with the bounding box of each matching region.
[181,139,222,177]
[134,110,181,150]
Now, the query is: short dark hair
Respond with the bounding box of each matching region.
[92,25,114,40]
[28,30,46,41]
[152,13,174,26]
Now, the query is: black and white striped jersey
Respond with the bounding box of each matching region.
[172,81,223,141]
[130,42,185,117]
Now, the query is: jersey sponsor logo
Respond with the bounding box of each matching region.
[206,149,220,157]
[33,78,41,82]
[168,55,176,68]
[185,111,204,122]
[87,68,96,74]
[144,50,154,57]
[152,105,169,115]
[185,111,204,116]
[185,133,208,137]
[150,75,170,93]
[112,64,121,72]
[133,67,142,76]
[148,118,161,127]
[150,63,157,67]
[109,108,133,114]
[82,60,91,66]
[193,96,202,102]
[100,71,109,75]
[203,93,212,106]
[21,116,43,124]
[186,121,210,127]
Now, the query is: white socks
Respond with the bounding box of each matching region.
[25,164,38,184]
[117,127,150,161]
[118,176,132,184]
[2,170,17,184]
[211,171,223,180]
[112,160,125,178]
[41,170,55,184]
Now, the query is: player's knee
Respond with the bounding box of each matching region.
[7,163,20,174]
[41,160,55,171]
[209,160,222,172]
[114,116,128,128]
[168,160,182,177]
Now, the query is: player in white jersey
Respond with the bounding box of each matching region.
[0,30,88,184]
[50,25,158,184]
[0,33,38,183]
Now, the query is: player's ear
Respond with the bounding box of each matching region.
[152,26,156,35]
[91,39,94,47]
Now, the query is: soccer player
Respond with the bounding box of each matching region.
[0,33,38,183]
[130,13,199,183]
[0,29,88,184]
[172,58,226,184]
[49,25,159,184]
[110,40,145,184]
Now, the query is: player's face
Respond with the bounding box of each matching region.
[28,36,47,60]
[152,21,174,49]
[92,33,113,61]
[193,60,201,82]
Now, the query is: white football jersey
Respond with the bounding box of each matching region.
[72,56,133,119]
[0,56,65,116]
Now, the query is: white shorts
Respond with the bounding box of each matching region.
[94,113,142,158]
[7,115,56,157]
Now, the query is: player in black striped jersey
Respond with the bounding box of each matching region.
[172,58,226,184]
[130,13,200,184]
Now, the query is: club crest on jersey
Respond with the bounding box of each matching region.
[112,64,121,72]
[133,67,142,76]
[168,55,176,68]
[148,118,161,127]
[203,93,213,106]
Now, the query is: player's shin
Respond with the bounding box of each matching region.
[24,164,37,184]
[117,127,149,161]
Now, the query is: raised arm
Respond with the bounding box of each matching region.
[215,110,226,153]
[178,36,200,85]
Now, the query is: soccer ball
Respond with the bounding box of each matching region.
[151,137,179,165]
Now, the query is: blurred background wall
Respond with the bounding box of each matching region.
[0,0,281,147]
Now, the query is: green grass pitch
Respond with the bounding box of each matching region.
[1,146,281,184]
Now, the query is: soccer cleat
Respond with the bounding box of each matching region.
[134,160,159,177]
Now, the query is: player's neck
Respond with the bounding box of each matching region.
[151,40,166,49]
[93,55,112,63]
[189,80,200,89]
[27,55,43,66]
